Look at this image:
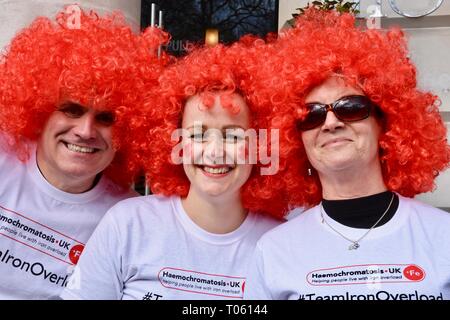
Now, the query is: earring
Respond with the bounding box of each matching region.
[307,168,312,176]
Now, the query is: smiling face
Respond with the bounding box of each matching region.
[36,102,116,193]
[181,92,252,199]
[301,76,382,176]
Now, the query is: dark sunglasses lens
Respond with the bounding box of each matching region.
[298,104,327,130]
[334,96,371,121]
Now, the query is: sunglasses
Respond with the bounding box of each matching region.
[297,95,379,131]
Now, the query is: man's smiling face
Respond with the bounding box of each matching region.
[36,102,116,192]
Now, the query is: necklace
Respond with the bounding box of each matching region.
[320,193,395,250]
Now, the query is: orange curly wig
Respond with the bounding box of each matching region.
[135,41,290,219]
[0,7,169,188]
[262,8,450,208]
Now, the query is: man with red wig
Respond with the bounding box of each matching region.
[246,9,450,300]
[0,7,167,299]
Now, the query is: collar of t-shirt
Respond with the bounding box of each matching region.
[172,196,257,245]
[321,191,399,229]
[26,146,108,204]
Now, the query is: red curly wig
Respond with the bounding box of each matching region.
[135,41,290,219]
[0,7,169,188]
[261,8,450,208]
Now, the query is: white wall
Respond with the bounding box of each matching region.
[279,0,450,30]
[0,0,141,50]
[359,0,450,18]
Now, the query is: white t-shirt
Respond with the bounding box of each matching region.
[60,195,281,300]
[246,195,450,300]
[0,147,135,299]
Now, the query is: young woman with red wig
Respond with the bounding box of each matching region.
[60,40,290,300]
[0,7,167,299]
[246,9,450,300]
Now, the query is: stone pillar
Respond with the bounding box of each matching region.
[0,0,141,50]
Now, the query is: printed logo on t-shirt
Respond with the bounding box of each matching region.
[307,264,426,286]
[158,267,245,299]
[0,205,85,265]
[68,244,85,265]
[298,290,443,300]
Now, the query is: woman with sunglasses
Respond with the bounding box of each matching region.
[246,8,450,300]
[60,40,289,300]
